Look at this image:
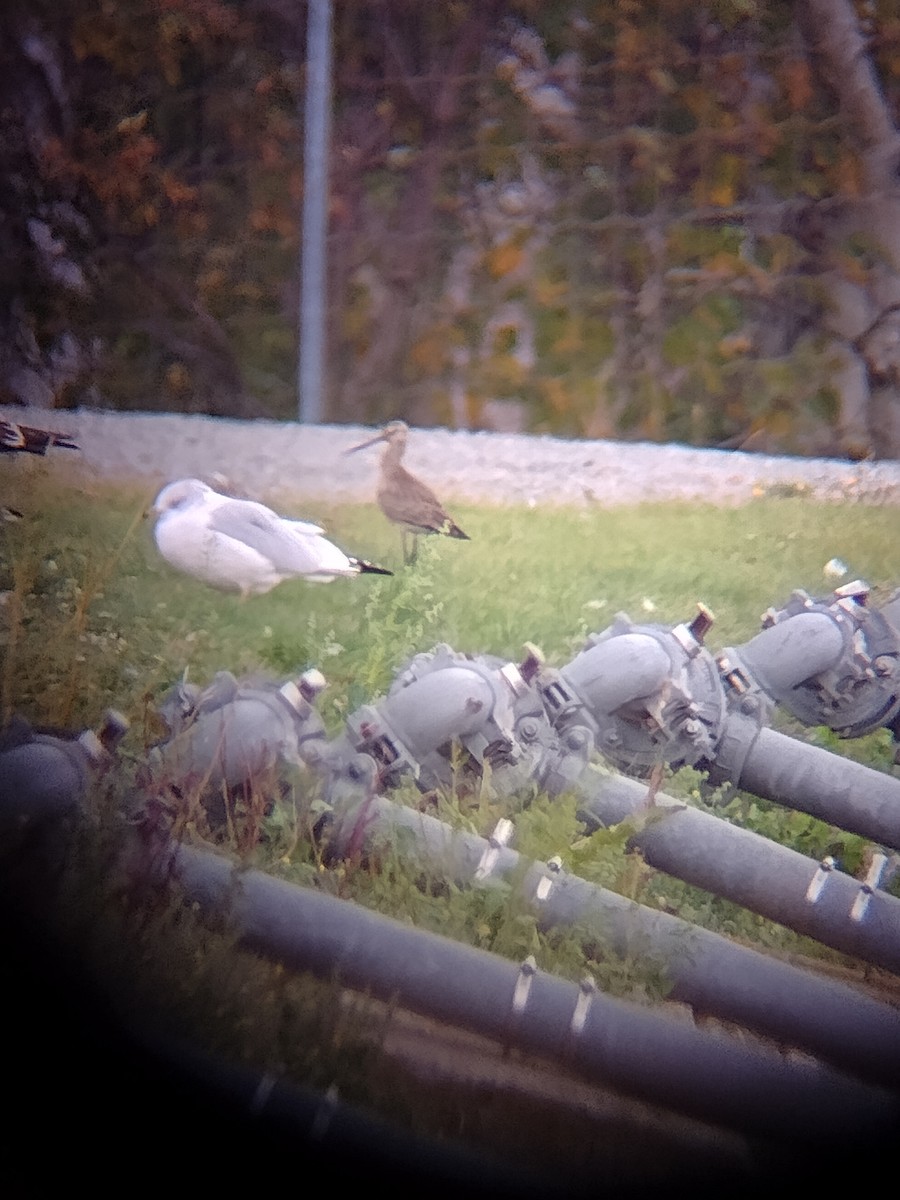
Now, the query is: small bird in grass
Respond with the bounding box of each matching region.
[1,419,78,456]
[150,477,392,598]
[346,420,470,565]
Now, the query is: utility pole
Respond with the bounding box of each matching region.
[298,0,333,423]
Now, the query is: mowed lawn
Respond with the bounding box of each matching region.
[3,464,897,735]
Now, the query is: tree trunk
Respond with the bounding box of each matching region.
[0,3,96,409]
[797,0,900,458]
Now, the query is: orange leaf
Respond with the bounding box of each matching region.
[485,240,525,279]
[781,59,813,111]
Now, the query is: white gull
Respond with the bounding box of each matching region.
[151,478,391,597]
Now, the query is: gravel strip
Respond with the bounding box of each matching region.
[3,406,900,508]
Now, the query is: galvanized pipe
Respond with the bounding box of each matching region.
[323,791,900,1091]
[161,837,900,1148]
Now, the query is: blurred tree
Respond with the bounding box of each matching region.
[2,0,899,457]
[793,0,900,457]
[327,1,503,425]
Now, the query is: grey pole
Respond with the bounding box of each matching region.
[298,0,332,424]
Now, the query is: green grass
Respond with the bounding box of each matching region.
[2,461,899,1176]
[4,466,897,726]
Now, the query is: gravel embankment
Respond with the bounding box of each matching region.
[3,406,900,508]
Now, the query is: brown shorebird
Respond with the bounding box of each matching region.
[1,419,78,456]
[347,420,470,565]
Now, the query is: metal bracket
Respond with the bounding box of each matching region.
[534,855,563,902]
[569,974,597,1040]
[474,817,515,881]
[511,954,538,1017]
[805,855,836,904]
[850,850,890,922]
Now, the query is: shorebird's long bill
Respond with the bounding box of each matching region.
[345,431,387,455]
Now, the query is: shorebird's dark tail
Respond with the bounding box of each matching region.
[47,430,79,451]
[1,421,79,455]
[446,522,470,541]
[352,558,393,576]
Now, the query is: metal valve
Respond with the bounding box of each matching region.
[720,582,900,739]
[0,708,130,864]
[538,603,727,776]
[143,668,329,814]
[334,643,558,799]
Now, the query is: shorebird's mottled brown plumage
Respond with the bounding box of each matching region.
[347,420,469,564]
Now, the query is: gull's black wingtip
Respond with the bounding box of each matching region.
[354,559,393,577]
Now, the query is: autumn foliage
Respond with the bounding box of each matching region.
[4,0,900,455]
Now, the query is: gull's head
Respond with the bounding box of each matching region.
[151,478,215,517]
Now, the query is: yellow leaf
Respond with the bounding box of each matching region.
[708,180,735,207]
[485,240,525,279]
[165,363,191,394]
[704,153,744,208]
[410,329,450,373]
[533,276,568,305]
[116,111,148,136]
[540,377,571,414]
[552,317,584,355]
[706,250,740,276]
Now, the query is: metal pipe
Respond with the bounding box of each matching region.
[380,668,497,759]
[160,837,900,1148]
[322,791,900,1091]
[131,1031,553,1198]
[573,766,900,975]
[561,634,672,714]
[734,724,900,850]
[735,612,845,694]
[0,711,129,828]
